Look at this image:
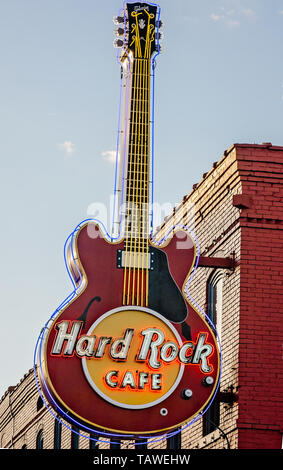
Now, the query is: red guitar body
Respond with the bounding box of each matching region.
[40,221,220,436]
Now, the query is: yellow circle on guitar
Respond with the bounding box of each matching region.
[82,307,184,409]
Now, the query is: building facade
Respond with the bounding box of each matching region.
[1,143,282,449]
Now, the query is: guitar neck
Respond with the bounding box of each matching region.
[112,2,161,245]
[124,57,151,249]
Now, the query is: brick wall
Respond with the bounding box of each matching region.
[235,144,283,449]
[0,368,91,449]
[153,143,283,449]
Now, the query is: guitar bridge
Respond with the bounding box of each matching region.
[117,249,155,270]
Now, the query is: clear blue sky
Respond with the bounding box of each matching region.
[1,0,283,395]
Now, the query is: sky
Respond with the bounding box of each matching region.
[0,0,283,396]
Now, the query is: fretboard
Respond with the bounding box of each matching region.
[124,57,151,251]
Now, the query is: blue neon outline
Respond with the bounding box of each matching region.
[34,1,222,447]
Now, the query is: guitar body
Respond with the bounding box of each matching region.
[40,221,220,436]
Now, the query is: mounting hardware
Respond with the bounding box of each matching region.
[114,27,125,37]
[202,376,214,387]
[156,20,164,28]
[113,16,124,25]
[160,408,168,416]
[113,39,124,48]
[181,389,193,400]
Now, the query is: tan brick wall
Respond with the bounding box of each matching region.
[0,368,93,449]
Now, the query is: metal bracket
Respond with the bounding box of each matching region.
[216,386,238,406]
[197,252,236,271]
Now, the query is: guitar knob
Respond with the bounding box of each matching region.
[181,389,193,400]
[202,376,214,387]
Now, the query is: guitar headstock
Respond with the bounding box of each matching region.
[113,2,163,60]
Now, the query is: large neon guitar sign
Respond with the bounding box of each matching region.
[35,1,221,443]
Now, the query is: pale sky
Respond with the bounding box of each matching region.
[1,0,283,395]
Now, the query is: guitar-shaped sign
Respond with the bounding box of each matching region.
[37,1,220,439]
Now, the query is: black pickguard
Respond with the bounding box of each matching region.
[148,246,188,324]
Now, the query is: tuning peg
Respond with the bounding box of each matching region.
[114,27,125,37]
[156,19,164,28]
[155,32,164,40]
[113,38,124,48]
[113,16,124,25]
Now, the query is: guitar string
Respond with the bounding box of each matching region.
[129,53,142,304]
[140,22,150,306]
[136,57,143,306]
[136,22,144,305]
[141,15,152,306]
[125,12,139,305]
[143,52,149,306]
[140,57,146,306]
[127,56,139,304]
[131,57,141,304]
[138,57,146,306]
[136,13,148,306]
[123,56,137,305]
[122,60,129,305]
[122,58,131,305]
[144,16,152,307]
[137,23,151,306]
[145,57,150,306]
[136,56,144,306]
